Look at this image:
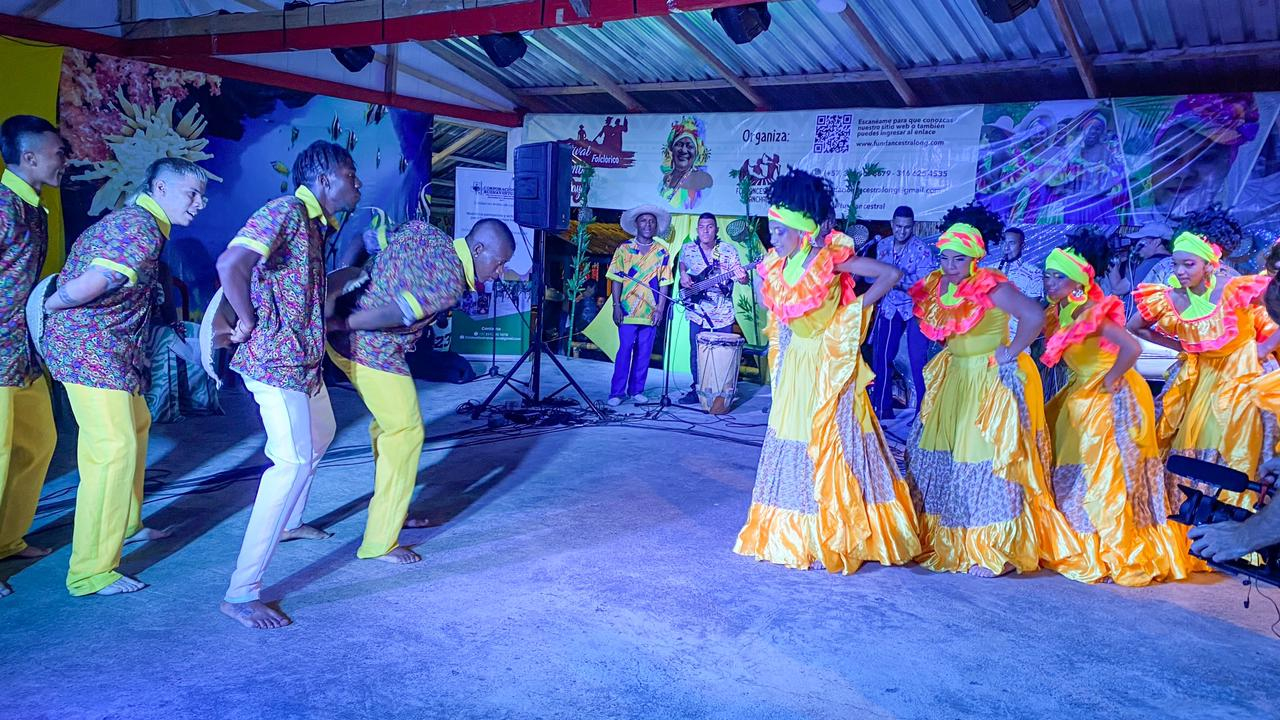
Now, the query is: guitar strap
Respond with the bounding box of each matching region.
[696,241,713,272]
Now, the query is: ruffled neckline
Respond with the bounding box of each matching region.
[1133,274,1270,353]
[1041,295,1124,367]
[760,239,857,323]
[909,268,1005,341]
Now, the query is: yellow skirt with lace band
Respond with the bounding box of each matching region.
[907,302,1081,575]
[734,243,920,573]
[1040,299,1192,585]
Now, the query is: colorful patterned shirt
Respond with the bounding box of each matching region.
[606,240,674,325]
[228,186,335,394]
[43,195,170,393]
[874,234,935,321]
[0,170,49,387]
[329,221,473,376]
[679,241,744,329]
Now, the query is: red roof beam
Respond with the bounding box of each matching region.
[117,0,765,57]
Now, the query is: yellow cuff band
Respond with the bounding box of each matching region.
[90,258,138,286]
[230,236,272,257]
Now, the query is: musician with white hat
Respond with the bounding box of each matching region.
[606,204,675,406]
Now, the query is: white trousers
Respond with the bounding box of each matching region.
[224,378,335,603]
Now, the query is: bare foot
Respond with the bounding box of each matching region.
[0,580,11,598]
[220,600,292,629]
[371,546,421,565]
[11,545,51,559]
[95,575,147,595]
[124,526,174,545]
[968,563,1014,579]
[403,517,430,529]
[280,524,332,542]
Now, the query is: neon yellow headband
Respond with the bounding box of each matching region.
[1045,247,1093,287]
[936,223,986,260]
[768,205,818,234]
[1171,231,1221,265]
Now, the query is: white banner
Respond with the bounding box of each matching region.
[452,167,534,357]
[524,107,983,221]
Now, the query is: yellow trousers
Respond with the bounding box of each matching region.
[0,375,57,559]
[63,384,151,596]
[328,349,423,559]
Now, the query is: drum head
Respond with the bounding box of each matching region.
[328,266,370,297]
[198,288,238,387]
[24,275,56,362]
[327,266,370,319]
[697,331,745,347]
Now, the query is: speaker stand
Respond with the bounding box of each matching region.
[470,229,602,420]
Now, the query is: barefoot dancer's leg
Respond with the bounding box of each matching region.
[333,357,423,562]
[65,385,149,596]
[224,381,333,623]
[220,600,291,630]
[0,378,57,562]
[94,574,147,595]
[371,546,421,565]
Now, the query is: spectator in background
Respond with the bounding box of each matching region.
[868,205,934,420]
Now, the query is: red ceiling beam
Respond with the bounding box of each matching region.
[117,0,763,57]
[0,15,523,127]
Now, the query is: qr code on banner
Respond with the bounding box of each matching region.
[813,114,853,154]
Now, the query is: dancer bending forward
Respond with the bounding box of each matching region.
[734,169,920,573]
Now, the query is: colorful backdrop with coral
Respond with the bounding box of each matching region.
[57,48,433,313]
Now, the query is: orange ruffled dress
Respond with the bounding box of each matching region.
[733,234,921,573]
[1041,296,1191,585]
[906,268,1080,575]
[1134,275,1279,510]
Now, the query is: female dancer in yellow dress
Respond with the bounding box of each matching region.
[1127,231,1280,511]
[907,220,1080,577]
[734,169,921,573]
[1039,229,1190,585]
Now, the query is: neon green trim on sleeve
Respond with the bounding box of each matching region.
[399,290,427,321]
[90,258,138,286]
[229,236,272,257]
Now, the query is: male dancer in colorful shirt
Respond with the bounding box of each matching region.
[0,115,66,598]
[216,141,360,629]
[43,157,209,596]
[325,218,513,563]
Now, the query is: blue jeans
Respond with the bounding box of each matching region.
[868,312,928,420]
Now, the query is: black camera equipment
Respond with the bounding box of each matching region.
[1167,455,1279,586]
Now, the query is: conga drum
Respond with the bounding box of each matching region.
[24,275,57,364]
[696,331,744,414]
[198,288,238,388]
[197,267,369,388]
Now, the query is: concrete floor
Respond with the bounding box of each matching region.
[0,357,1277,720]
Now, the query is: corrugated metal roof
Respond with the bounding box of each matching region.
[443,0,1280,112]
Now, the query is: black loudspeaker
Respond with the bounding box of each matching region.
[478,32,528,68]
[513,142,571,231]
[330,46,375,72]
[711,3,772,45]
[973,0,1040,23]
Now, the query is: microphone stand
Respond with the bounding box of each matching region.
[648,283,713,413]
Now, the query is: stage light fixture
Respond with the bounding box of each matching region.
[330,46,375,73]
[711,3,772,45]
[973,0,1040,23]
[478,32,528,68]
